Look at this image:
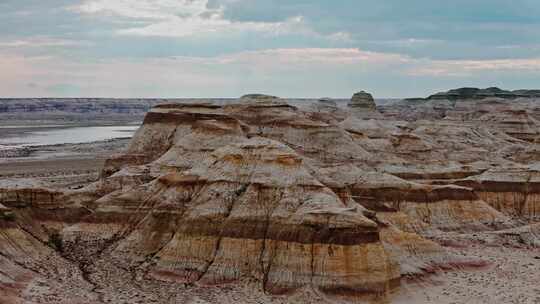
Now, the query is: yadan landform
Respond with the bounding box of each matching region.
[1,89,539,304]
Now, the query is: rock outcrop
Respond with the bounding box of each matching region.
[1,91,539,303]
[91,98,400,299]
[456,166,540,220]
[348,91,376,110]
[240,94,280,101]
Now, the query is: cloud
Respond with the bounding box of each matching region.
[209,48,409,67]
[76,0,215,20]
[117,15,309,38]
[3,1,540,62]
[210,0,540,60]
[368,38,444,48]
[408,58,540,76]
[73,0,331,39]
[0,37,90,48]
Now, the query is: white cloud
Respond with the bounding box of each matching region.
[73,0,320,38]
[326,32,356,43]
[0,37,90,48]
[76,0,217,20]
[370,38,445,47]
[118,15,308,38]
[408,58,540,76]
[210,48,410,66]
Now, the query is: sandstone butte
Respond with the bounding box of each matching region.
[0,91,539,303]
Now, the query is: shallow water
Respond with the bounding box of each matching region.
[0,125,139,147]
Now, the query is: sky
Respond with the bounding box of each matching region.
[1,0,539,98]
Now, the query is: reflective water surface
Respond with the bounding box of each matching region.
[0,125,139,147]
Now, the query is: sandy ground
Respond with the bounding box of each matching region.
[40,238,540,304]
[393,240,540,304]
[0,158,105,188]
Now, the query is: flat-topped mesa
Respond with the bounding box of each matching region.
[102,97,372,179]
[427,87,540,100]
[348,91,376,110]
[318,97,336,105]
[102,102,235,176]
[239,93,280,102]
[237,94,295,110]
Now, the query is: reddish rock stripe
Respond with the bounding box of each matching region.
[351,187,477,203]
[456,180,540,193]
[0,220,17,229]
[178,219,380,245]
[78,214,380,245]
[391,171,484,180]
[143,111,236,125]
[20,208,91,224]
[0,189,62,206]
[229,103,297,110]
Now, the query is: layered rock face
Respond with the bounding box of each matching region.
[147,139,396,294]
[1,92,539,303]
[94,100,400,298]
[456,166,540,220]
[0,180,98,304]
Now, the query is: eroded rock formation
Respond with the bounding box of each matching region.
[348,91,376,110]
[1,91,539,303]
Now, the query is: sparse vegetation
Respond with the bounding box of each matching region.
[47,232,63,252]
[1,212,16,221]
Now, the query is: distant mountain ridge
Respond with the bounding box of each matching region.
[0,98,172,115]
[407,87,540,101]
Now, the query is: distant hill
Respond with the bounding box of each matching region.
[405,87,540,101]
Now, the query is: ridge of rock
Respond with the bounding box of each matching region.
[348,91,376,110]
[408,87,540,101]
